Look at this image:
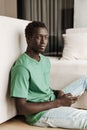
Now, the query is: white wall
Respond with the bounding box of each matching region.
[0,0,17,18]
[74,0,87,27]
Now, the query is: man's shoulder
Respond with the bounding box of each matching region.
[12,53,30,71]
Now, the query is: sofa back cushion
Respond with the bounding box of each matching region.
[0,16,31,124]
[61,33,87,60]
[66,28,87,34]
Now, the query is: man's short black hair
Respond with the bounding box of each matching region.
[25,21,47,39]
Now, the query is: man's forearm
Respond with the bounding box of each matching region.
[15,94,78,115]
[15,98,60,115]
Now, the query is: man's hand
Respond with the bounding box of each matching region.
[54,90,64,98]
[55,93,79,107]
[57,90,65,98]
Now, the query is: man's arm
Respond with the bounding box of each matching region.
[15,94,78,115]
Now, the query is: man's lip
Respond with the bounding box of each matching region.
[40,46,46,48]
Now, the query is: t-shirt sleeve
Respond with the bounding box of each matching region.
[10,66,30,99]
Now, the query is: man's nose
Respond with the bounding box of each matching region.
[41,36,45,42]
[41,36,47,43]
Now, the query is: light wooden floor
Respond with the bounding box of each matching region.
[0,116,84,130]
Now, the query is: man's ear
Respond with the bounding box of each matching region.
[26,35,33,45]
[28,36,33,41]
[26,36,31,43]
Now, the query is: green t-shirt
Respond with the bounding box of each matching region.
[10,53,56,125]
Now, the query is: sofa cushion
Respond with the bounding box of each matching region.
[66,28,87,34]
[61,33,87,60]
[49,57,87,109]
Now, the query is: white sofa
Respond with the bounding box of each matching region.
[0,16,87,126]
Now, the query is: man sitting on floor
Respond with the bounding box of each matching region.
[11,21,87,129]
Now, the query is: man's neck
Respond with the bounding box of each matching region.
[25,48,40,62]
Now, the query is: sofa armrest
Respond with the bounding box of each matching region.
[0,16,31,124]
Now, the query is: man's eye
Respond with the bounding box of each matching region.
[34,35,48,40]
[45,36,48,39]
[36,35,41,39]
